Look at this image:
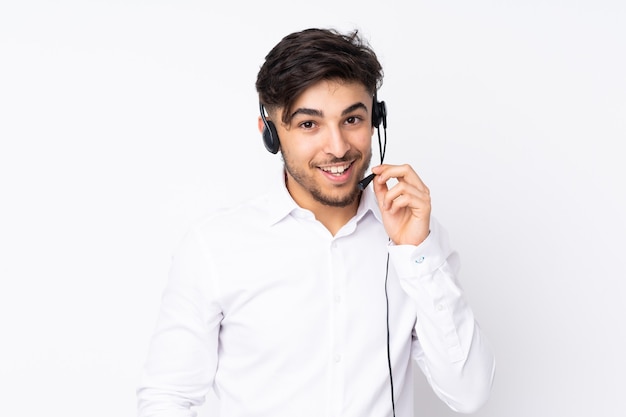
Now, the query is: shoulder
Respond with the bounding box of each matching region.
[192,193,273,238]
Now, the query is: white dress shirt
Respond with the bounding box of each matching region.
[137,173,495,417]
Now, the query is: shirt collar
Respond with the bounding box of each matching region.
[356,183,383,225]
[264,167,383,227]
[265,168,301,226]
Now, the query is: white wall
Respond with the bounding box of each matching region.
[1,1,624,416]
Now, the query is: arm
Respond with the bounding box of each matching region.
[137,229,222,417]
[372,164,495,413]
[389,219,495,413]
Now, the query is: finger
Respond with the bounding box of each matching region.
[381,181,430,211]
[380,182,414,211]
[372,164,415,182]
[387,193,432,216]
[372,171,390,209]
[373,164,428,192]
[385,189,430,215]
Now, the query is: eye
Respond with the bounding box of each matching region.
[345,115,363,125]
[299,120,316,129]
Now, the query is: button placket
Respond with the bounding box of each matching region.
[329,238,345,413]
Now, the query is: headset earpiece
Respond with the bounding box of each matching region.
[260,103,280,154]
[262,121,280,154]
[372,99,387,129]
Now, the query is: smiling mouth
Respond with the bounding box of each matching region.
[318,162,353,176]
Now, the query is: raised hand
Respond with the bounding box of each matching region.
[371,164,432,246]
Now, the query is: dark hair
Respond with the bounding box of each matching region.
[255,28,384,124]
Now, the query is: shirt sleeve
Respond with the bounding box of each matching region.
[137,229,222,417]
[388,218,496,413]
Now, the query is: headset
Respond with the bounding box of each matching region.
[259,96,388,191]
[259,95,395,416]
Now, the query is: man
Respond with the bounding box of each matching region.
[137,28,495,417]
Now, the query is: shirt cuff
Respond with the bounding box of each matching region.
[388,219,452,281]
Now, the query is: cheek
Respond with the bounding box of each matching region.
[284,135,322,156]
[355,130,374,150]
[280,141,317,165]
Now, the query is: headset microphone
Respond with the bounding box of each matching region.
[358,173,376,190]
[358,97,388,190]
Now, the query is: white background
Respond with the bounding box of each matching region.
[1,1,625,416]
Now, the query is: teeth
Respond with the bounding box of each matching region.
[321,164,350,175]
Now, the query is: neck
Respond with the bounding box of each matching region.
[284,173,361,236]
[312,200,359,236]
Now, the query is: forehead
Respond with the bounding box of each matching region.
[284,80,371,120]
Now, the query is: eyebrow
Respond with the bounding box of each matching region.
[289,102,368,119]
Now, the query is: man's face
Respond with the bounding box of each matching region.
[273,80,374,209]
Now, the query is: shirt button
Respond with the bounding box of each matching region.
[436,304,445,312]
[334,295,341,303]
[334,354,342,363]
[415,256,425,264]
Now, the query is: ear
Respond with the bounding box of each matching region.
[258,116,266,134]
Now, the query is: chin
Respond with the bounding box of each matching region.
[314,185,361,208]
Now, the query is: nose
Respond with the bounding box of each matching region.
[323,126,350,158]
